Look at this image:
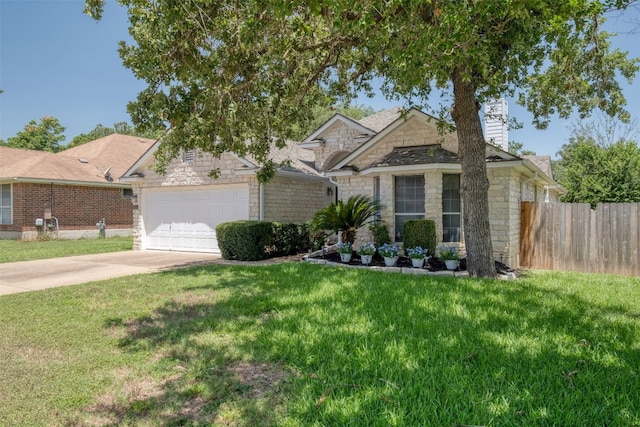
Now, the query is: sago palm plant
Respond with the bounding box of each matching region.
[310,195,381,243]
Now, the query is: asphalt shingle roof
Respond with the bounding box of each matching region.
[0,134,156,183]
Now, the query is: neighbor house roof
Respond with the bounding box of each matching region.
[0,134,156,186]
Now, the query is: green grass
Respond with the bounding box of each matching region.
[0,236,133,263]
[1,264,639,426]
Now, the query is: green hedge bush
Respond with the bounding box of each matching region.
[216,221,273,261]
[216,221,311,261]
[271,222,310,256]
[403,219,437,257]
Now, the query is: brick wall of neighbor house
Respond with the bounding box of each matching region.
[0,182,132,236]
[262,175,327,223]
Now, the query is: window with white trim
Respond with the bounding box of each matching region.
[0,184,12,224]
[442,174,461,242]
[394,175,425,241]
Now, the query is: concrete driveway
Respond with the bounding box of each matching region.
[0,250,220,296]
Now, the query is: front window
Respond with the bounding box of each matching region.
[394,175,425,241]
[442,174,461,242]
[373,176,381,222]
[0,184,12,224]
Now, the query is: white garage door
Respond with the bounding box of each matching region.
[144,185,249,253]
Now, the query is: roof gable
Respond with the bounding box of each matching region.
[330,108,445,171]
[301,113,376,144]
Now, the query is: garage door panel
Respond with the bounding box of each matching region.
[145,186,248,253]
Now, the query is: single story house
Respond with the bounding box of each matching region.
[0,134,155,239]
[124,107,561,267]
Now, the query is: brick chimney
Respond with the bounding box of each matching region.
[484,98,509,152]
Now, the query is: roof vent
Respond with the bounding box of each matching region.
[78,157,89,163]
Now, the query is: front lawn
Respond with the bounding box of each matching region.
[1,264,638,426]
[0,236,133,263]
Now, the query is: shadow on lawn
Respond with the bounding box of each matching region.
[85,264,640,426]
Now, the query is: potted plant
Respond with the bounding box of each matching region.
[337,241,353,263]
[406,246,428,268]
[438,246,459,270]
[357,242,376,265]
[378,243,399,266]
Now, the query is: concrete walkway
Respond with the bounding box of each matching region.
[0,250,221,296]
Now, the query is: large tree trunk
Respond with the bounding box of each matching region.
[450,69,497,278]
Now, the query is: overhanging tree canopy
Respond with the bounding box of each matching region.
[85,0,639,277]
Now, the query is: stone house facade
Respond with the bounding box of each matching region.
[300,108,561,268]
[125,107,561,266]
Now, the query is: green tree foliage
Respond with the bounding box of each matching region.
[85,0,638,277]
[508,141,536,157]
[310,195,381,244]
[67,122,133,148]
[0,116,66,152]
[555,118,640,207]
[67,122,164,148]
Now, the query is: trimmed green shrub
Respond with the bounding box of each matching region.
[403,219,437,257]
[271,222,310,256]
[369,222,391,246]
[216,221,272,261]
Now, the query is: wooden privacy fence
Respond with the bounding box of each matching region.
[520,202,640,276]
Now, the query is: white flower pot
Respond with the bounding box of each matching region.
[444,260,459,270]
[340,253,352,263]
[384,256,398,267]
[411,257,424,268]
[360,254,373,265]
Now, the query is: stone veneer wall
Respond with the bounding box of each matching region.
[262,175,328,223]
[310,121,364,171]
[487,168,521,267]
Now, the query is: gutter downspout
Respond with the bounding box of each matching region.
[259,182,264,221]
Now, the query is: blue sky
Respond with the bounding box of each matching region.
[1,1,638,158]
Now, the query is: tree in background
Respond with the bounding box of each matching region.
[85,0,638,278]
[67,122,135,148]
[555,117,640,207]
[508,141,536,157]
[66,121,163,148]
[0,116,66,152]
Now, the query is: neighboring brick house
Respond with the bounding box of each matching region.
[125,106,561,266]
[0,134,155,239]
